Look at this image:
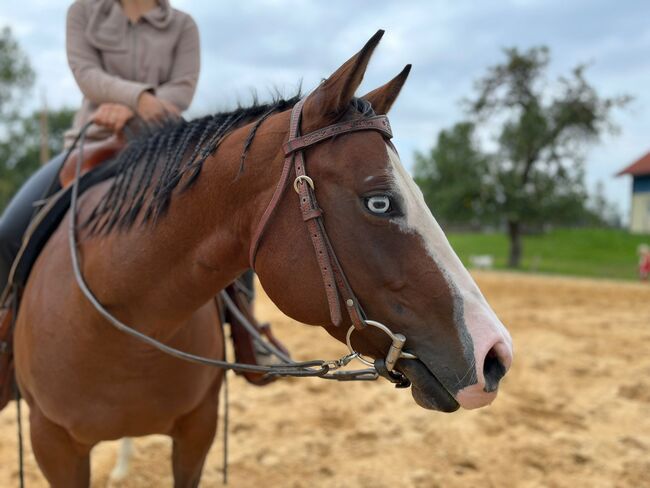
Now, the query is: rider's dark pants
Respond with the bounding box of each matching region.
[241,269,255,301]
[0,154,64,296]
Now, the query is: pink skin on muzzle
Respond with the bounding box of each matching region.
[455,295,513,409]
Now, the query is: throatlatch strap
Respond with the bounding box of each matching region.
[248,147,296,268]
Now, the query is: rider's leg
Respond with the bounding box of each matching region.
[0,154,65,296]
[241,269,255,300]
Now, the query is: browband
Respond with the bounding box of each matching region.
[283,115,392,155]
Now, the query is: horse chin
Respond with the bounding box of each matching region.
[397,359,459,412]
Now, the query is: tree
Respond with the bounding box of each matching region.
[414,122,494,229]
[0,27,74,211]
[0,108,76,211]
[586,181,622,228]
[417,46,629,267]
[0,26,35,211]
[0,26,34,121]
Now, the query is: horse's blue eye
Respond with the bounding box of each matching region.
[366,195,391,214]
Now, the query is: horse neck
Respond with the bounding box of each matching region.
[83,110,292,330]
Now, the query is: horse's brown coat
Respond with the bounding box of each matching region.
[13,31,509,486]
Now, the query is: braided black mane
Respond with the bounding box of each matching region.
[85,95,375,235]
[84,96,299,234]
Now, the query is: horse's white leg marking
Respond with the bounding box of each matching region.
[109,437,133,482]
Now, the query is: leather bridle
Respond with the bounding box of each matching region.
[250,97,392,330]
[249,97,416,379]
[67,97,417,385]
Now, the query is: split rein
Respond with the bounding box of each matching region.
[67,100,417,386]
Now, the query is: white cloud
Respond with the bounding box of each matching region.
[2,0,650,219]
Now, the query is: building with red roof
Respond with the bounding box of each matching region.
[618,152,650,233]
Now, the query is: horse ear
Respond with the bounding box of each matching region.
[361,64,411,115]
[302,29,385,131]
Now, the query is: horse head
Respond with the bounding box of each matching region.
[254,30,513,412]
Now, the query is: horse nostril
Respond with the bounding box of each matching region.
[483,346,507,393]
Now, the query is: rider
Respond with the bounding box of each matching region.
[0,0,284,381]
[0,0,200,295]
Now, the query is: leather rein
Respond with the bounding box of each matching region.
[67,98,417,385]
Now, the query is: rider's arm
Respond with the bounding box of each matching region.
[155,15,200,112]
[65,2,154,111]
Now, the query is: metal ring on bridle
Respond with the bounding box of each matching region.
[346,320,417,372]
[293,175,314,193]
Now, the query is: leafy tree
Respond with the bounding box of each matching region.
[414,122,494,229]
[586,181,622,228]
[417,46,629,267]
[0,27,74,211]
[0,26,34,211]
[0,108,76,211]
[0,26,34,121]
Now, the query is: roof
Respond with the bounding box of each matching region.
[617,152,650,176]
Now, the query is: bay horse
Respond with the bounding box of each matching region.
[13,30,512,487]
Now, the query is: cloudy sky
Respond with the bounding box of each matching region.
[2,0,649,220]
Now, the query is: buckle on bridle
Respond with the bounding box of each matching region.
[293,175,314,193]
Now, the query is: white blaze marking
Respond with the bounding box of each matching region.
[386,145,512,395]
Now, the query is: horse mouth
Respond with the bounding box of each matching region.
[396,358,459,412]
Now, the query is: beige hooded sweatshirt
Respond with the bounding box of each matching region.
[64,0,200,146]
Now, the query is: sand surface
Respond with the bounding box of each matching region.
[1,271,649,487]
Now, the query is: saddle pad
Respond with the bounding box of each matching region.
[7,159,120,293]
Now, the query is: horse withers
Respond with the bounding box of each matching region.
[13,30,512,487]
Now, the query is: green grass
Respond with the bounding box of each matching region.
[447,228,650,281]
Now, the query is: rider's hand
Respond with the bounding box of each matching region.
[92,103,134,133]
[136,91,180,123]
[159,99,181,118]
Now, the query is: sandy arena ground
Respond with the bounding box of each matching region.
[0,271,649,487]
